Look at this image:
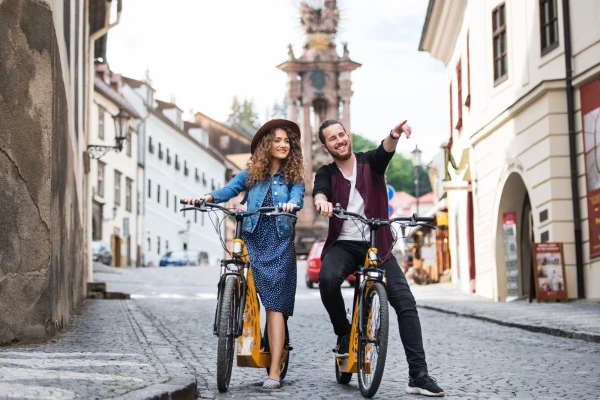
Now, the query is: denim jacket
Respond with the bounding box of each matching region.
[208,169,305,238]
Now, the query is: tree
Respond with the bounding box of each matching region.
[350,133,432,196]
[227,96,261,130]
[270,97,288,119]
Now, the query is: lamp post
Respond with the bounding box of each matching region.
[88,108,130,159]
[411,145,422,215]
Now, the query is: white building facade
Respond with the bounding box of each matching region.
[123,78,227,267]
[420,0,600,300]
[90,65,140,267]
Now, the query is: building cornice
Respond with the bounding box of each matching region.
[470,79,565,146]
[418,0,467,66]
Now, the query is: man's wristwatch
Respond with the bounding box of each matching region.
[389,129,401,140]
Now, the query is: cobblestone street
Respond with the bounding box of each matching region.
[93,263,600,400]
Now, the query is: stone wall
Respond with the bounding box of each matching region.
[0,0,86,344]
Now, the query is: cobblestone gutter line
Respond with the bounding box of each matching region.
[417,304,600,344]
[110,301,199,400]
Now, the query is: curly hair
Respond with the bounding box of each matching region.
[245,126,304,188]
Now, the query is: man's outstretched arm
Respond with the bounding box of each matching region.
[382,120,412,152]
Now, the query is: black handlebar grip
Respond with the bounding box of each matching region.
[292,206,301,212]
[179,199,187,205]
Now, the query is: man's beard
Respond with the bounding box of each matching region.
[328,141,352,161]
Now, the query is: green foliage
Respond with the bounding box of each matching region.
[351,133,432,196]
[227,96,261,130]
[270,98,288,119]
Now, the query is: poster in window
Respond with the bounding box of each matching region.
[532,242,568,302]
[503,212,519,300]
[581,80,600,257]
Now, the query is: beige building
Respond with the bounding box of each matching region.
[420,0,600,300]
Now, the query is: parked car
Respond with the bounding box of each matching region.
[305,240,355,288]
[402,254,414,273]
[159,250,209,267]
[92,240,112,265]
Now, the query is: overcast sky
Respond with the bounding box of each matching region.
[107,0,447,163]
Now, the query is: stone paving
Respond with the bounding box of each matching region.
[0,263,599,399]
[411,283,600,343]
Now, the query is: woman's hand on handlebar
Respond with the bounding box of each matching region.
[183,194,213,206]
[280,202,298,213]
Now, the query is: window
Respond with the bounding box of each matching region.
[175,154,180,170]
[449,83,453,138]
[195,168,200,182]
[539,0,559,54]
[174,195,177,212]
[125,178,133,212]
[166,240,169,252]
[466,31,471,108]
[167,148,171,164]
[147,237,151,252]
[201,212,204,226]
[157,184,161,203]
[114,170,122,206]
[98,106,105,140]
[137,190,141,215]
[126,131,132,157]
[166,190,169,208]
[194,210,197,223]
[97,161,105,197]
[157,236,161,255]
[148,179,151,198]
[158,143,163,160]
[456,60,463,132]
[184,161,189,176]
[492,4,508,85]
[148,136,154,153]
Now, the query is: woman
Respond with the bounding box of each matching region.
[185,119,304,389]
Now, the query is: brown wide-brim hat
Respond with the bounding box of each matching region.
[250,119,301,154]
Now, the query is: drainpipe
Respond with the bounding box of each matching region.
[562,0,585,299]
[85,0,123,282]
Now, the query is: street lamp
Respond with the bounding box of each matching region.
[88,108,131,159]
[411,145,422,215]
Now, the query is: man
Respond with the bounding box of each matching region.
[313,119,444,397]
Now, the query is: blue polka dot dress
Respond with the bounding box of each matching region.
[242,184,297,317]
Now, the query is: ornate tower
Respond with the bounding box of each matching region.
[277,0,361,252]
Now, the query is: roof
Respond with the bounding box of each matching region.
[94,68,141,119]
[226,153,251,171]
[122,76,156,92]
[229,121,256,141]
[418,0,436,51]
[390,191,416,210]
[412,192,436,204]
[156,99,183,112]
[194,112,251,144]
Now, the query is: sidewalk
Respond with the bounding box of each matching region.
[411,282,600,343]
[0,298,199,399]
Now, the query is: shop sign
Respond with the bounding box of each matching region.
[532,242,568,302]
[442,147,472,191]
[502,212,519,301]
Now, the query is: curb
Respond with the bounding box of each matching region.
[418,304,600,344]
[113,379,198,400]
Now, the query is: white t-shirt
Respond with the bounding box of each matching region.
[337,160,369,242]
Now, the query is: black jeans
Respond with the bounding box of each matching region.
[319,240,428,379]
